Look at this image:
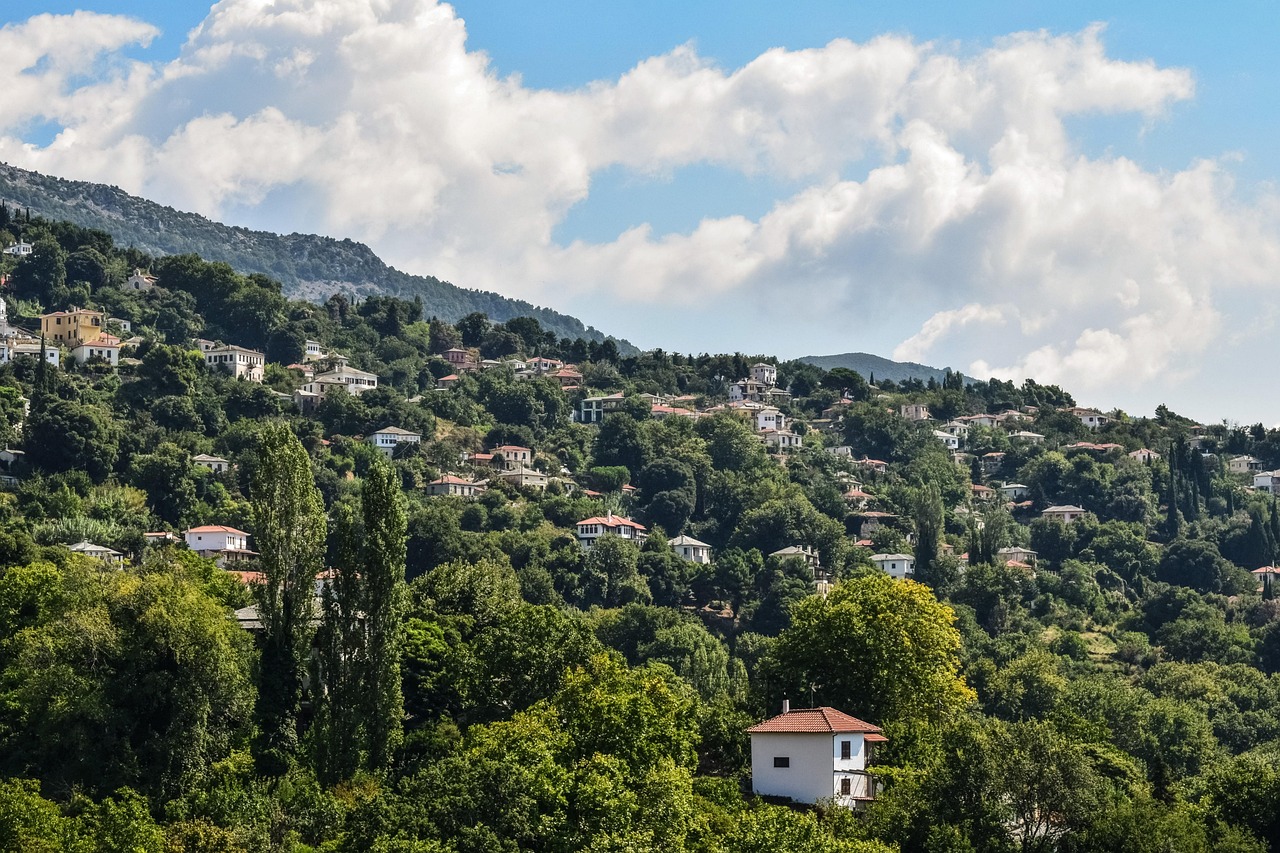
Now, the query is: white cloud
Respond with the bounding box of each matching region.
[1,2,1277,418]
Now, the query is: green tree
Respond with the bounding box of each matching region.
[768,574,974,728]
[251,422,327,772]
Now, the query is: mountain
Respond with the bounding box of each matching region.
[0,162,633,351]
[798,351,967,384]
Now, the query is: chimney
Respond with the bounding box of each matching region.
[782,698,790,714]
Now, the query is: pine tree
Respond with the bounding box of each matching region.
[251,422,327,773]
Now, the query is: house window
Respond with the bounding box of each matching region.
[841,740,851,760]
[773,756,789,768]
[840,777,851,796]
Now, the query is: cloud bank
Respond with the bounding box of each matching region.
[2,2,1278,419]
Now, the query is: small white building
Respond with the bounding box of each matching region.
[193,453,230,474]
[313,364,378,395]
[425,475,485,497]
[669,534,712,564]
[184,525,255,563]
[1255,472,1280,496]
[68,540,124,567]
[3,241,33,256]
[205,345,265,382]
[1041,505,1087,524]
[0,339,59,366]
[1068,407,1110,430]
[750,362,778,386]
[492,445,533,469]
[933,430,959,451]
[576,513,646,550]
[756,407,786,432]
[870,553,915,580]
[367,426,422,457]
[123,269,157,291]
[760,429,803,452]
[72,334,121,366]
[748,704,886,808]
[770,545,821,573]
[999,483,1030,501]
[304,340,326,361]
[1008,430,1045,444]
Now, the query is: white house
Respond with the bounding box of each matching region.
[728,380,770,403]
[1068,407,1110,429]
[760,429,803,452]
[492,445,533,469]
[68,540,124,567]
[1008,430,1045,444]
[756,407,786,432]
[1129,448,1162,464]
[999,483,1030,501]
[204,345,265,382]
[1041,505,1088,524]
[748,703,886,808]
[425,475,485,497]
[313,364,378,394]
[1254,472,1280,495]
[997,546,1038,569]
[575,513,646,550]
[0,338,60,366]
[669,534,712,564]
[900,403,931,421]
[3,241,33,256]
[941,420,971,440]
[304,339,326,361]
[750,362,778,386]
[367,426,422,457]
[933,430,959,451]
[193,453,230,474]
[72,334,121,366]
[870,553,915,580]
[184,525,255,562]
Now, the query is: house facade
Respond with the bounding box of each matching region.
[72,334,121,366]
[750,362,778,386]
[124,269,157,291]
[312,364,378,394]
[425,475,484,497]
[367,426,422,457]
[41,308,104,347]
[204,345,266,382]
[575,513,646,550]
[871,553,915,580]
[900,403,931,421]
[1041,505,1087,523]
[193,453,230,474]
[669,534,711,564]
[748,704,885,808]
[184,525,255,563]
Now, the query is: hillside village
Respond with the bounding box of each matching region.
[2,209,1280,850]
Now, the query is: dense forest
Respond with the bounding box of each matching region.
[1,208,1280,851]
[0,162,631,349]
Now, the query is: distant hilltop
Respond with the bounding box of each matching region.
[798,351,969,385]
[0,161,633,352]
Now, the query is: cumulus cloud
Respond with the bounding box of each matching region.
[0,2,1277,417]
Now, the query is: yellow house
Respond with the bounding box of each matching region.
[40,308,104,346]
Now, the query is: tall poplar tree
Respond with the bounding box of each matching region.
[913,483,945,586]
[251,422,326,772]
[360,455,408,771]
[315,455,407,780]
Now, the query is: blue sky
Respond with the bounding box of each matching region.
[2,1,1280,422]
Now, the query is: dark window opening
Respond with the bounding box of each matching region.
[773,756,789,768]
[840,777,851,795]
[841,740,851,760]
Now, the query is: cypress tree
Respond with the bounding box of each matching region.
[251,422,327,773]
[360,455,408,772]
[314,504,364,783]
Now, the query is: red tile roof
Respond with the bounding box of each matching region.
[186,525,248,535]
[577,515,646,531]
[747,707,883,735]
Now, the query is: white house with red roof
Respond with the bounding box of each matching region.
[575,512,646,550]
[748,703,886,808]
[184,525,256,563]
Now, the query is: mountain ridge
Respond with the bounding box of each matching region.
[798,350,968,384]
[0,161,633,351]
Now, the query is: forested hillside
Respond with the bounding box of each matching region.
[1,209,1280,851]
[0,162,632,349]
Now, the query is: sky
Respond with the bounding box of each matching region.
[2,1,1280,424]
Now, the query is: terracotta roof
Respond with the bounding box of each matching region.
[186,525,248,535]
[865,733,888,742]
[747,707,883,735]
[577,515,646,531]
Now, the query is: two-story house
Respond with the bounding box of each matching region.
[41,308,104,347]
[367,426,422,457]
[184,525,256,563]
[748,703,886,808]
[870,553,915,580]
[425,475,485,497]
[204,345,266,382]
[575,513,646,550]
[1041,505,1087,524]
[750,362,778,386]
[669,534,712,564]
